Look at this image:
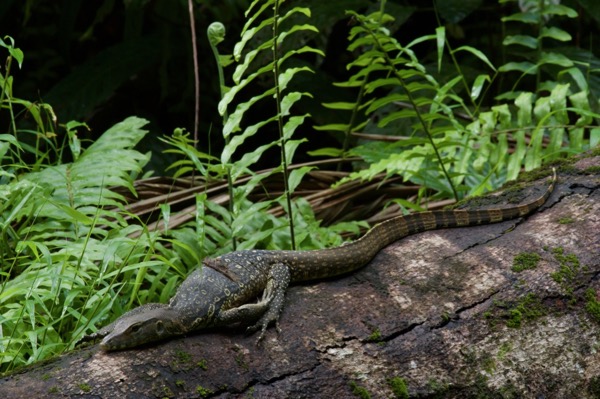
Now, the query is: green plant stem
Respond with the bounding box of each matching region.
[208,22,237,250]
[1,55,18,138]
[339,1,388,171]
[340,74,367,171]
[272,0,295,250]
[360,20,459,200]
[535,0,544,91]
[188,0,200,143]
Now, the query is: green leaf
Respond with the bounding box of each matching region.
[364,77,402,93]
[452,45,497,71]
[277,24,319,45]
[219,62,274,115]
[569,127,584,151]
[377,109,417,127]
[559,67,588,92]
[515,92,533,127]
[542,4,578,18]
[568,90,593,126]
[0,133,22,151]
[507,130,526,181]
[503,35,538,49]
[471,74,490,100]
[283,115,308,141]
[288,166,315,193]
[525,124,543,171]
[280,92,304,117]
[233,143,274,179]
[333,80,366,88]
[232,39,273,84]
[0,35,24,68]
[322,102,357,111]
[545,127,564,160]
[538,52,574,67]
[548,83,569,124]
[435,26,445,73]
[540,26,572,42]
[307,147,344,157]
[590,128,600,148]
[241,0,274,38]
[279,6,311,21]
[222,115,278,164]
[502,12,539,24]
[222,88,276,137]
[284,138,308,164]
[499,61,537,74]
[207,22,226,46]
[366,93,410,114]
[279,67,313,91]
[313,123,351,132]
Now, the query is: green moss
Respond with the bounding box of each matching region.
[480,353,496,374]
[170,349,195,372]
[388,377,409,399]
[175,379,185,388]
[584,165,600,175]
[505,293,545,328]
[78,383,91,392]
[41,373,51,381]
[485,294,546,329]
[197,358,208,370]
[195,385,213,397]
[511,252,541,272]
[585,289,600,323]
[506,309,523,328]
[162,386,174,398]
[349,381,371,399]
[558,216,575,224]
[426,379,450,396]
[367,329,382,343]
[498,342,512,359]
[48,386,59,394]
[549,247,582,297]
[235,353,249,371]
[588,375,600,398]
[175,350,191,363]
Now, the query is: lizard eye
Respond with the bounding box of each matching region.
[130,324,141,333]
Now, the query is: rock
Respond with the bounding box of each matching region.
[1,154,599,398]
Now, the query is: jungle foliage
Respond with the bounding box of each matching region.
[0,0,599,372]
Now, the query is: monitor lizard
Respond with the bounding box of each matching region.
[81,169,556,351]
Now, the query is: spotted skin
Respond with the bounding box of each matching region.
[83,170,556,350]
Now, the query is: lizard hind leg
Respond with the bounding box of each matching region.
[247,262,291,344]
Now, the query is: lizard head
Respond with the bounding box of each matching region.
[100,304,183,351]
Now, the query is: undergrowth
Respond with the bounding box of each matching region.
[1,0,599,373]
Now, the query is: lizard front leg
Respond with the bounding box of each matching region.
[216,294,273,325]
[246,262,291,343]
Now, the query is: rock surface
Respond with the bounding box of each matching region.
[1,155,599,398]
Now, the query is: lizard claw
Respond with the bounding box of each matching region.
[247,317,281,345]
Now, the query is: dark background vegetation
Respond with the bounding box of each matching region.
[1,0,599,173]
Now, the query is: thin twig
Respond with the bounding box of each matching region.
[188,0,200,144]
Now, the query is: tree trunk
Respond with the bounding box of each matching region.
[2,154,599,399]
